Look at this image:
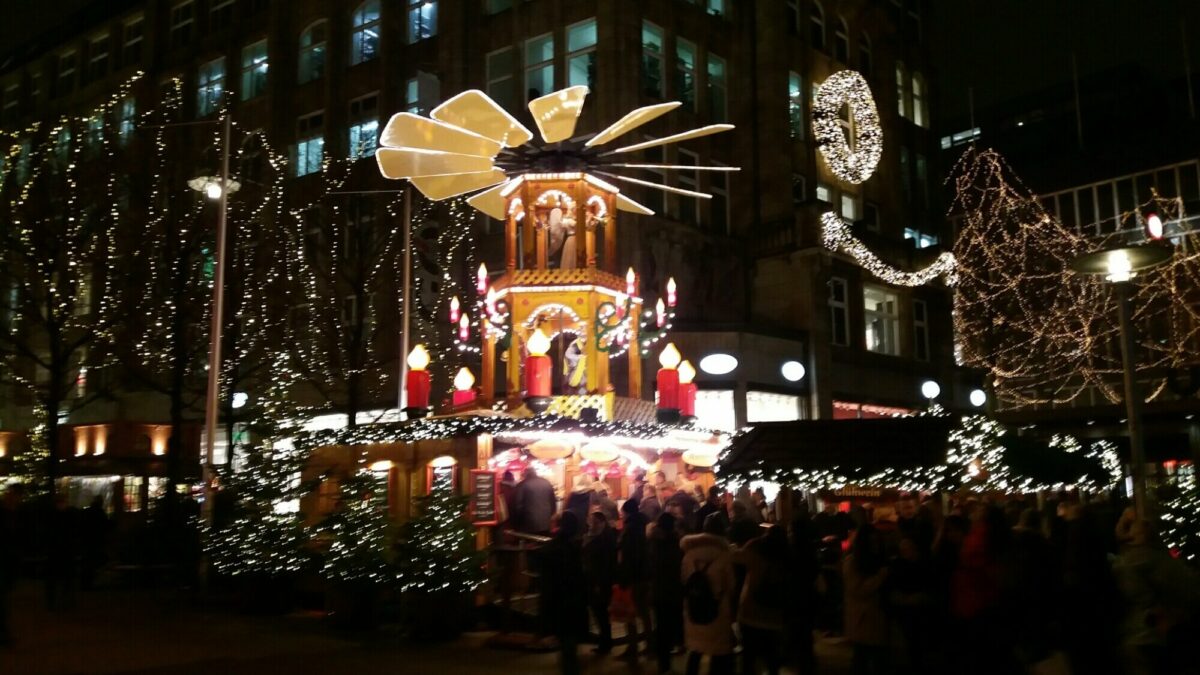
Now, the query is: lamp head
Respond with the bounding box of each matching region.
[407,344,431,370]
[204,181,223,200]
[921,380,941,400]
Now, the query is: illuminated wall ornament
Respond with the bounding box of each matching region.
[812,70,883,185]
[822,212,957,286]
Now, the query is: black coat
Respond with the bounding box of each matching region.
[617,512,649,586]
[541,535,588,638]
[583,526,618,589]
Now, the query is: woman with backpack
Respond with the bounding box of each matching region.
[733,524,789,675]
[681,512,737,675]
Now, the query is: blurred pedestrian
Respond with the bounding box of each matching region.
[641,485,663,522]
[81,496,109,590]
[564,475,592,533]
[787,516,819,674]
[889,535,934,673]
[594,487,619,524]
[735,524,789,675]
[45,495,80,610]
[617,497,652,661]
[682,513,737,675]
[697,487,725,532]
[844,523,889,675]
[514,467,556,536]
[542,512,588,675]
[650,512,684,674]
[583,511,618,654]
[728,500,759,547]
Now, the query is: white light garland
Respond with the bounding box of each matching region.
[821,212,958,286]
[812,70,883,184]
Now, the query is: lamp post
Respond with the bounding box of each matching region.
[1071,244,1173,518]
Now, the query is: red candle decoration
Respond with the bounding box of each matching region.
[458,313,470,341]
[525,328,553,398]
[405,344,432,410]
[666,277,677,307]
[625,267,636,296]
[477,263,488,295]
[678,359,697,417]
[657,342,682,410]
[452,367,477,406]
[655,298,666,328]
[449,295,460,324]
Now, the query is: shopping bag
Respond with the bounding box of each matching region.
[609,584,635,623]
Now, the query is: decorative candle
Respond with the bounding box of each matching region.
[405,344,432,410]
[458,313,470,341]
[452,367,477,406]
[666,277,677,307]
[477,263,488,295]
[656,298,666,328]
[626,267,636,296]
[678,359,697,417]
[525,328,553,399]
[449,295,460,324]
[656,342,682,411]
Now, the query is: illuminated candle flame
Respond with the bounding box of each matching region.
[666,277,677,307]
[449,295,460,324]
[477,263,488,294]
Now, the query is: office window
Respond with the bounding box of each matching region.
[642,22,665,98]
[196,57,225,116]
[810,1,826,50]
[2,85,18,126]
[55,127,71,163]
[210,0,234,31]
[85,116,103,156]
[710,164,729,233]
[695,389,736,432]
[407,0,437,44]
[123,476,144,512]
[788,71,803,139]
[747,392,801,423]
[912,72,928,127]
[707,53,727,122]
[57,51,77,97]
[293,112,324,177]
[525,34,554,101]
[349,93,379,159]
[863,285,899,355]
[792,174,806,208]
[913,299,929,361]
[786,1,800,36]
[816,181,832,203]
[858,33,872,79]
[834,17,849,62]
[486,47,516,112]
[405,78,419,113]
[840,193,858,221]
[677,149,699,225]
[87,35,110,83]
[122,16,144,66]
[862,202,879,232]
[567,19,597,89]
[351,0,381,64]
[15,140,30,183]
[298,21,327,84]
[895,61,909,118]
[675,38,697,110]
[828,277,849,346]
[170,2,195,48]
[240,40,268,100]
[118,97,136,145]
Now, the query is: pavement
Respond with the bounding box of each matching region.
[1,580,852,674]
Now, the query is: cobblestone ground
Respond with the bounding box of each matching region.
[1,581,851,674]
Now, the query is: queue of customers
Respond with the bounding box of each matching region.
[500,468,1200,675]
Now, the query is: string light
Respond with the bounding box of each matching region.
[812,70,883,184]
[822,212,958,286]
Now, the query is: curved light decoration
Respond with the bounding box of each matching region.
[822,213,958,286]
[376,86,738,218]
[781,360,806,382]
[812,70,882,184]
[699,353,738,375]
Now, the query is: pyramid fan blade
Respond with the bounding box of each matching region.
[615,193,655,216]
[431,90,534,148]
[601,172,713,199]
[375,148,495,179]
[584,102,682,147]
[604,124,736,155]
[410,169,508,201]
[378,113,502,158]
[610,163,742,172]
[528,86,590,144]
[466,181,511,220]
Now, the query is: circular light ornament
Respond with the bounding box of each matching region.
[527,438,575,460]
[969,388,987,407]
[579,441,619,464]
[781,360,806,382]
[812,70,883,184]
[699,353,738,375]
[921,380,941,400]
[681,448,719,468]
[1145,212,1164,240]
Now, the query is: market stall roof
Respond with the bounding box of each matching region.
[720,417,954,476]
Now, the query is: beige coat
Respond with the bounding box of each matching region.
[843,554,889,646]
[680,533,736,655]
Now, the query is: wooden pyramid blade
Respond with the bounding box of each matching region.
[528,85,589,144]
[603,124,736,155]
[615,193,654,216]
[410,169,508,201]
[610,163,741,172]
[584,102,682,147]
[466,181,511,220]
[378,112,502,158]
[430,90,534,148]
[375,148,494,179]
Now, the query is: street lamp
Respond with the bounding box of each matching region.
[921,379,941,401]
[188,175,241,201]
[1071,243,1173,518]
[969,388,987,408]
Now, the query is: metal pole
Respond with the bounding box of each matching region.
[398,185,413,414]
[202,114,232,524]
[1115,281,1148,519]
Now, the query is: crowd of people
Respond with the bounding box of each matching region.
[499,468,1200,675]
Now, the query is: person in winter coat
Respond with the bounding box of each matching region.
[650,512,684,674]
[583,511,619,654]
[640,485,664,522]
[843,523,889,675]
[563,475,593,534]
[617,498,652,661]
[681,513,737,675]
[594,487,620,524]
[541,511,588,675]
[733,524,790,675]
[514,467,557,536]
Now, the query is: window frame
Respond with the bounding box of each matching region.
[210,0,235,31]
[298,20,328,84]
[858,33,872,79]
[641,21,666,98]
[677,148,700,226]
[911,71,928,128]
[710,162,730,234]
[348,92,380,160]
[675,37,697,111]
[524,32,555,102]
[57,50,78,97]
[169,1,195,49]
[834,17,849,62]
[122,15,144,67]
[566,18,597,89]
[87,33,110,84]
[828,277,849,347]
[913,298,930,361]
[486,46,517,112]
[809,0,826,51]
[294,111,325,177]
[240,39,268,101]
[788,71,804,140]
[196,56,225,117]
[351,0,382,65]
[895,61,910,119]
[863,284,900,356]
[407,0,437,44]
[706,52,727,122]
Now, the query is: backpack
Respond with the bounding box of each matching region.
[684,559,720,625]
